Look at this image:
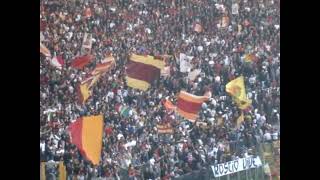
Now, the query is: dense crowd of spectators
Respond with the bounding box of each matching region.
[40,0,280,179]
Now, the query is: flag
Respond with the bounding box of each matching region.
[244,53,257,63]
[188,69,201,81]
[226,76,252,109]
[50,56,64,69]
[115,104,131,118]
[221,15,230,28]
[71,55,93,69]
[78,82,91,105]
[40,42,51,57]
[157,123,173,134]
[236,111,244,129]
[91,55,115,75]
[81,33,92,55]
[162,99,176,111]
[40,162,46,180]
[68,115,104,165]
[126,54,165,91]
[77,73,102,104]
[58,161,67,180]
[194,23,203,33]
[176,91,209,122]
[179,53,193,72]
[84,7,92,18]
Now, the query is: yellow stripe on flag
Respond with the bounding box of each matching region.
[126,76,150,91]
[59,161,67,180]
[80,83,91,104]
[82,115,104,165]
[130,54,165,70]
[40,162,46,180]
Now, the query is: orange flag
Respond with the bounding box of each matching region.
[40,42,51,57]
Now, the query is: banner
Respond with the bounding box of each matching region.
[179,53,193,72]
[188,69,201,81]
[211,156,262,177]
[81,33,92,55]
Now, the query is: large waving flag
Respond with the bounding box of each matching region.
[226,76,252,110]
[71,55,93,69]
[126,54,165,91]
[68,115,104,165]
[176,91,209,122]
[40,42,51,57]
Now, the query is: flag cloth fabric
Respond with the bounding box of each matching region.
[78,82,91,104]
[176,91,209,122]
[244,53,257,63]
[179,53,193,72]
[157,123,173,134]
[81,33,93,55]
[71,55,93,69]
[68,115,104,165]
[162,99,176,111]
[236,111,244,129]
[58,161,67,180]
[126,54,165,91]
[40,42,51,57]
[188,69,201,81]
[51,56,64,69]
[40,162,46,180]
[77,74,102,104]
[226,76,252,110]
[91,55,115,75]
[115,104,131,118]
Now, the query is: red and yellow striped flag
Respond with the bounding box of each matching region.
[68,115,104,165]
[176,91,209,122]
[71,55,93,69]
[162,99,176,111]
[77,74,101,104]
[91,55,115,75]
[126,54,165,91]
[58,161,67,180]
[157,123,173,134]
[40,42,51,57]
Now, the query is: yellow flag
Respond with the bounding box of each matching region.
[226,76,252,109]
[40,162,46,180]
[79,83,91,104]
[236,111,244,128]
[59,161,67,180]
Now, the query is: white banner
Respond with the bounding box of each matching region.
[179,53,193,72]
[211,156,262,177]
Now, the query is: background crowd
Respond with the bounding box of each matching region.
[40,0,280,179]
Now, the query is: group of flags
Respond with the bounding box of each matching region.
[41,32,255,167]
[78,54,116,104]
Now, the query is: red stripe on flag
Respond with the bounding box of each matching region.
[71,55,92,69]
[68,118,86,157]
[177,97,203,114]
